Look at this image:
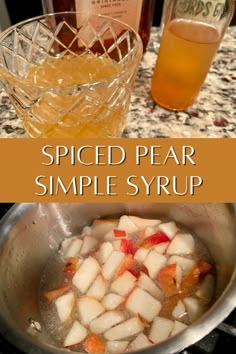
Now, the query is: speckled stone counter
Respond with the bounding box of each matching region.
[0,27,235,138]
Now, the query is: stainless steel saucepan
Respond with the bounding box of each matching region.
[0,203,236,354]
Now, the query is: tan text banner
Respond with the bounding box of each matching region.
[0,138,234,202]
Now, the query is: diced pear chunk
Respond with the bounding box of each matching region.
[95,242,113,264]
[153,242,170,254]
[72,256,100,293]
[149,317,174,344]
[60,237,74,254]
[63,320,88,347]
[106,341,129,353]
[104,316,144,341]
[137,272,163,300]
[112,240,122,251]
[143,225,159,238]
[171,320,188,336]
[183,297,206,322]
[83,333,106,354]
[91,219,118,240]
[86,275,108,300]
[175,263,182,288]
[166,233,195,255]
[90,311,126,334]
[172,299,186,320]
[196,274,215,303]
[126,287,162,322]
[102,251,125,280]
[62,237,83,258]
[77,297,105,326]
[110,271,136,297]
[55,291,75,323]
[118,215,138,233]
[134,248,149,263]
[168,256,195,274]
[80,235,99,257]
[81,225,92,235]
[158,222,178,240]
[143,250,167,279]
[128,333,151,351]
[104,229,116,241]
[101,293,125,310]
[129,216,161,230]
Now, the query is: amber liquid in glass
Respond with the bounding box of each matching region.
[3,55,127,138]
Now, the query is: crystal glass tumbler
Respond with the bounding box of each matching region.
[0,12,143,138]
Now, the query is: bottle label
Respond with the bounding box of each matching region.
[175,0,226,22]
[75,0,143,31]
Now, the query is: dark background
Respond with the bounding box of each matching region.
[0,203,14,216]
[4,0,236,26]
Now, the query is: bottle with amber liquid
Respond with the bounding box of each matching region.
[151,0,235,111]
[42,0,156,52]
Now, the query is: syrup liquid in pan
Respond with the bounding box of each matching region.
[39,216,216,353]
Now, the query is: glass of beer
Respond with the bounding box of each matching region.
[0,13,142,138]
[151,0,235,111]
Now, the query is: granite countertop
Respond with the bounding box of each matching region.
[0,27,235,138]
